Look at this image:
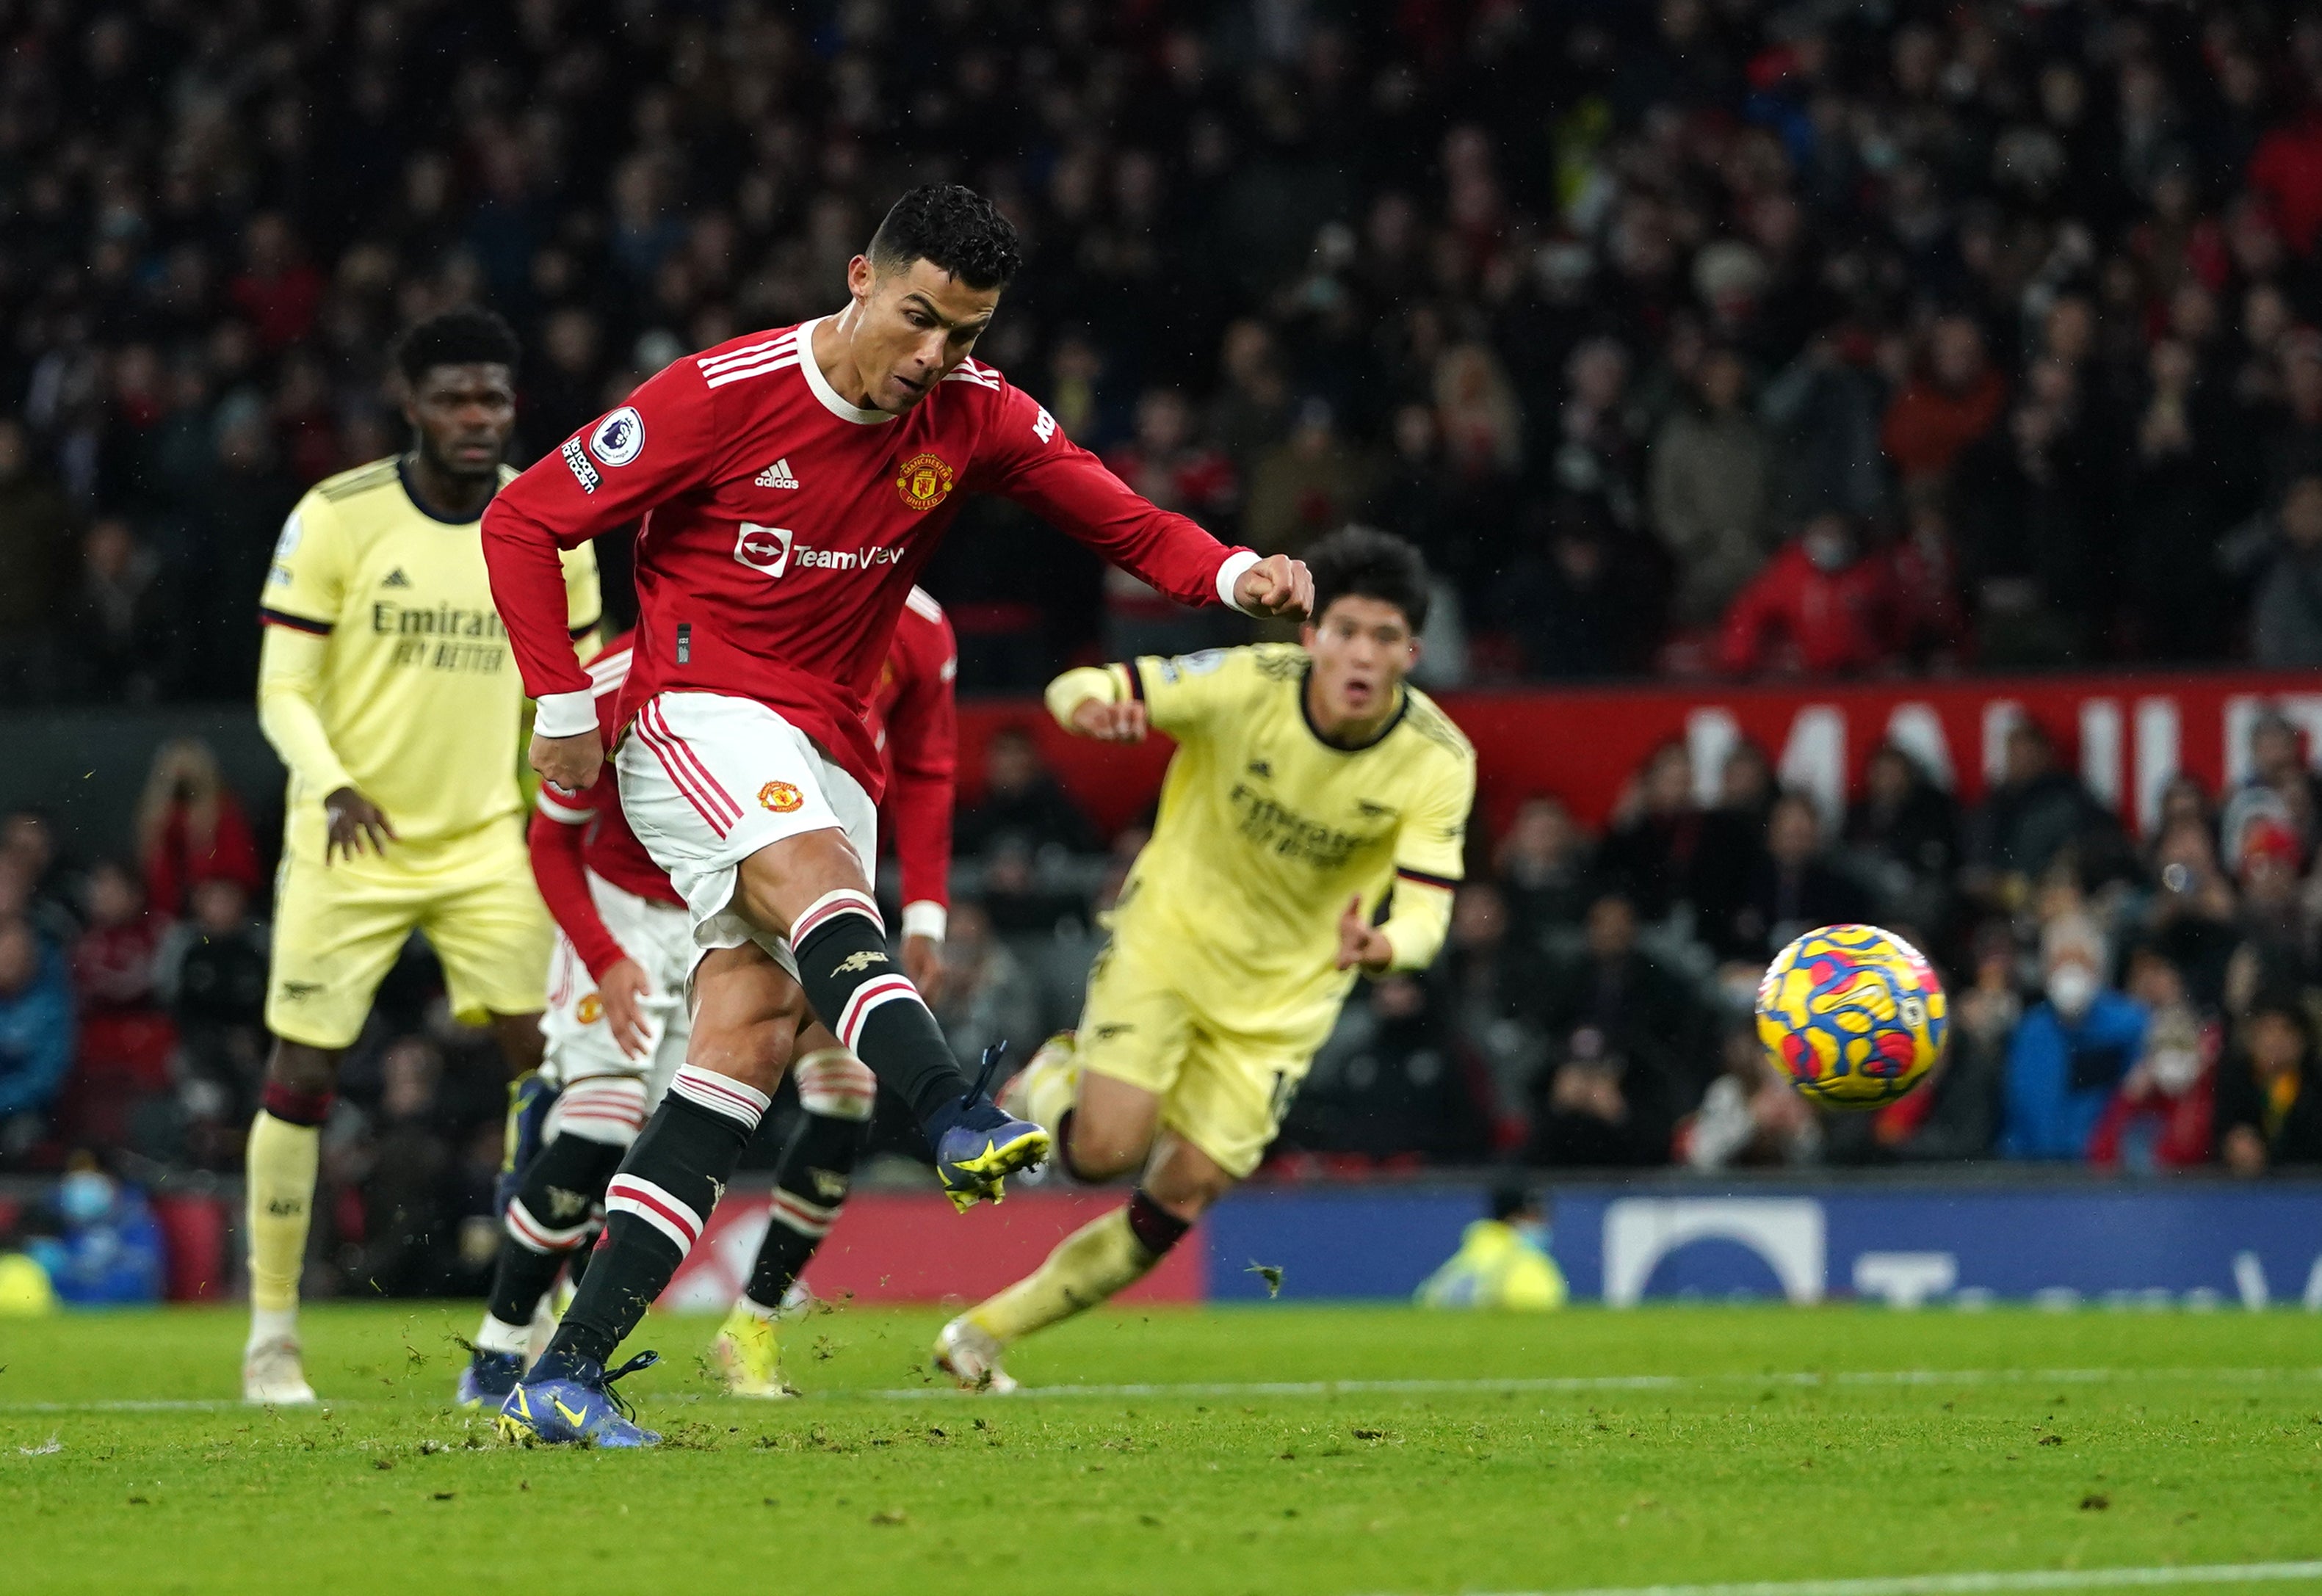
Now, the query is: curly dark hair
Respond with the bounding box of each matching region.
[1305,526,1431,634]
[392,305,521,385]
[867,184,1024,290]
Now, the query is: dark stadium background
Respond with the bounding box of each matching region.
[3,0,2321,1307]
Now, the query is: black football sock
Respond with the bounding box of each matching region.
[743,1050,875,1312]
[485,1130,627,1331]
[532,1065,770,1380]
[788,891,973,1133]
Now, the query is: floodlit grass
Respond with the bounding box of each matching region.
[2,1302,2319,1595]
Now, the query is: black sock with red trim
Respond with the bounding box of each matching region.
[532,1067,767,1381]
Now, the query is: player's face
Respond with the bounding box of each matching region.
[1303,595,1419,726]
[405,362,516,481]
[844,255,1002,414]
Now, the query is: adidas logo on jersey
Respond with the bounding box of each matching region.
[382,568,412,588]
[754,457,799,489]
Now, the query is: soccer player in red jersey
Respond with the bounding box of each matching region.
[482,184,1311,1443]
[455,592,961,1408]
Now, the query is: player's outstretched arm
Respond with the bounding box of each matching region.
[983,380,1313,623]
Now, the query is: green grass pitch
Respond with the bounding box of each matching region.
[2,1302,2318,1595]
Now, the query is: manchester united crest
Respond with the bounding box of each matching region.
[759,780,803,813]
[576,993,604,1025]
[895,451,954,511]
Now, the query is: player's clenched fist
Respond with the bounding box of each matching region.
[1334,893,1394,973]
[1069,695,1149,744]
[530,727,605,797]
[1234,553,1314,622]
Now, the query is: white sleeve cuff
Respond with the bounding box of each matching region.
[1216,549,1262,613]
[900,901,948,942]
[534,689,598,739]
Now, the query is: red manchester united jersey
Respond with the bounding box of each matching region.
[485,316,1254,801]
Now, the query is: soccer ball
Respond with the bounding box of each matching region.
[1755,924,1947,1109]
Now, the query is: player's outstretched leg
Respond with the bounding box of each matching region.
[243,1059,336,1405]
[782,885,1048,1208]
[710,1044,874,1397]
[938,1084,1223,1393]
[460,1076,645,1409]
[936,1189,1193,1393]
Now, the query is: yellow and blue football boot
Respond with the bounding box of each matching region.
[931,1045,1049,1211]
[496,1352,660,1448]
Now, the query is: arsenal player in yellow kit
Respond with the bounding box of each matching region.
[936,528,1475,1390]
[243,308,601,1403]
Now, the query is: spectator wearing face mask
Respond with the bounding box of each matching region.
[2001,915,2148,1159]
[2216,991,2322,1174]
[22,1154,164,1305]
[2087,947,2218,1171]
[1413,1186,1569,1310]
[1715,512,1902,677]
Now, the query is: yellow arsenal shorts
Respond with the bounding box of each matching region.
[1071,929,1331,1180]
[265,821,552,1049]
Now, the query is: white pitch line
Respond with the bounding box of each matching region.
[4,1365,2319,1415]
[1417,1561,2322,1596]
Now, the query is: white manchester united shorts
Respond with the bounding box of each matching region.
[540,870,694,1106]
[615,691,879,982]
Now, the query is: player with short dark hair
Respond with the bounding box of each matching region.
[244,306,600,1403]
[480,183,1312,1445]
[934,526,1472,1390]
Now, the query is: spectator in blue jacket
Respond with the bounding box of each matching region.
[24,1156,164,1306]
[2003,915,2148,1159]
[0,915,74,1164]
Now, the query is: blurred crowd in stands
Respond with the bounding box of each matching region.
[15,2,2322,1294]
[16,4,2322,694]
[7,699,2322,1299]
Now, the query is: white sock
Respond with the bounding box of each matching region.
[736,1294,781,1323]
[247,1305,298,1352]
[474,1314,532,1355]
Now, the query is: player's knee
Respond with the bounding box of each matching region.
[690,1009,802,1095]
[264,1040,338,1100]
[543,1076,648,1147]
[736,829,867,937]
[491,1012,547,1075]
[1140,1139,1234,1220]
[1064,1115,1149,1182]
[794,1048,877,1122]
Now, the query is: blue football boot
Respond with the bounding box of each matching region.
[931,1045,1051,1212]
[496,1352,661,1448]
[455,1349,525,1410]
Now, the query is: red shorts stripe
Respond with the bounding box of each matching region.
[645,702,741,827]
[636,705,731,839]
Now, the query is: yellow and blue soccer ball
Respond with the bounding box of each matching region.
[1754,924,1946,1109]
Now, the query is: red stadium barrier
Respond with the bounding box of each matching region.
[663,1188,1205,1309]
[956,670,2322,840]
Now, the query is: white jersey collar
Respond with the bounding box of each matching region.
[796,315,896,426]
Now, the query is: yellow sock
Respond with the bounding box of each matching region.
[245,1110,320,1318]
[969,1207,1157,1345]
